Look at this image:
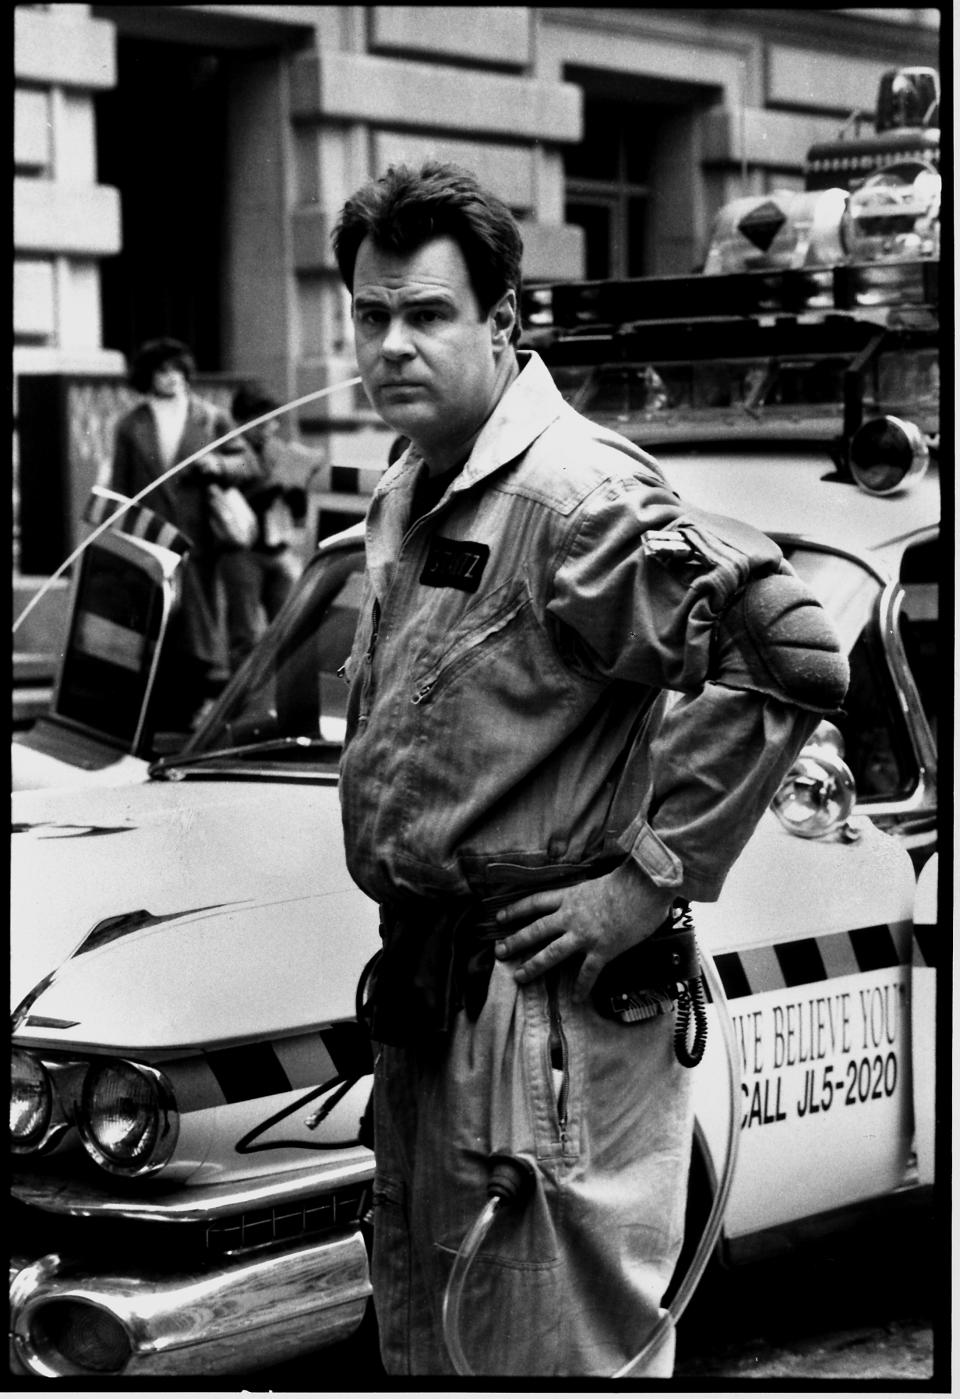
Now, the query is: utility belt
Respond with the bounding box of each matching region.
[357,863,707,1066]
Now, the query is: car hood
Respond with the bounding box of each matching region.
[11,776,380,1051]
[13,777,914,1052]
[633,446,939,571]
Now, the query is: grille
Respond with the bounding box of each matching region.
[205,1182,371,1256]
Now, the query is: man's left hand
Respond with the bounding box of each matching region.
[493,862,674,1002]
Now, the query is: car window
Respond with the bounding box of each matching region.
[786,546,918,803]
[190,547,366,755]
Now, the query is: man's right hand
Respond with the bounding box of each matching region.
[493,860,675,1003]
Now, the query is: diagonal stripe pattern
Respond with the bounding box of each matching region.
[711,922,912,1000]
[204,1024,373,1106]
[84,485,192,556]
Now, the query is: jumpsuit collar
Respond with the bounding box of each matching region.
[380,351,566,506]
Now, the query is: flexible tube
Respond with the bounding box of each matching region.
[441,1196,501,1376]
[441,941,742,1378]
[12,376,362,636]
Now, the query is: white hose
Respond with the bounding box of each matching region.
[12,376,362,636]
[441,1196,501,1376]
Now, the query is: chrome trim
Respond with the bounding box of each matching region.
[12,1149,374,1222]
[10,1230,370,1377]
[871,578,938,818]
[12,1120,73,1157]
[879,582,938,773]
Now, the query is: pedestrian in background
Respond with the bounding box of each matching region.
[219,383,307,671]
[109,336,256,729]
[332,163,849,1377]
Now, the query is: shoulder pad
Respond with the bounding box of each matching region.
[714,571,849,713]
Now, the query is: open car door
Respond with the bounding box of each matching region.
[13,530,184,788]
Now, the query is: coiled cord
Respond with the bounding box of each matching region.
[671,901,708,1068]
[674,974,709,1067]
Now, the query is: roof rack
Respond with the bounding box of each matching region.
[804,129,939,190]
[522,260,938,338]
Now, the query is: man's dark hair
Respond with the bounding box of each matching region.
[129,337,196,394]
[332,162,524,344]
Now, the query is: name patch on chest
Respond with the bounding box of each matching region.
[420,537,490,593]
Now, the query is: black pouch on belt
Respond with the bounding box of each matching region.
[590,903,700,1023]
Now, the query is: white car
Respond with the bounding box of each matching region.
[10,453,938,1377]
[11,248,939,1377]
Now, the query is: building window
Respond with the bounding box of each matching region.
[564,96,656,281]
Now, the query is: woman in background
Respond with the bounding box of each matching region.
[110,336,255,729]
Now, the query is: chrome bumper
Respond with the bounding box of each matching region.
[10,1229,370,1377]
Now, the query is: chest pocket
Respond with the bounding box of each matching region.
[396,575,585,848]
[409,580,533,706]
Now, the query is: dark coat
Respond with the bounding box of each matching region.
[110,395,257,669]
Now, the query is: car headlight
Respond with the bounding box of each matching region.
[11,1050,52,1152]
[78,1060,178,1176]
[772,722,857,840]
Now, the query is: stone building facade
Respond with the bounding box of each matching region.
[12,5,939,656]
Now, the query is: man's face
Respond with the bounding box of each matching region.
[351,235,515,462]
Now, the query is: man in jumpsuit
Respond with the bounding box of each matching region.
[332,163,848,1377]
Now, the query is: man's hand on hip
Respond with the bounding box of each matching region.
[493,861,674,1002]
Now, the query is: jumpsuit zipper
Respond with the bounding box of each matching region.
[356,599,381,727]
[362,504,439,714]
[352,491,450,727]
[367,598,381,658]
[408,593,527,707]
[547,978,570,1147]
